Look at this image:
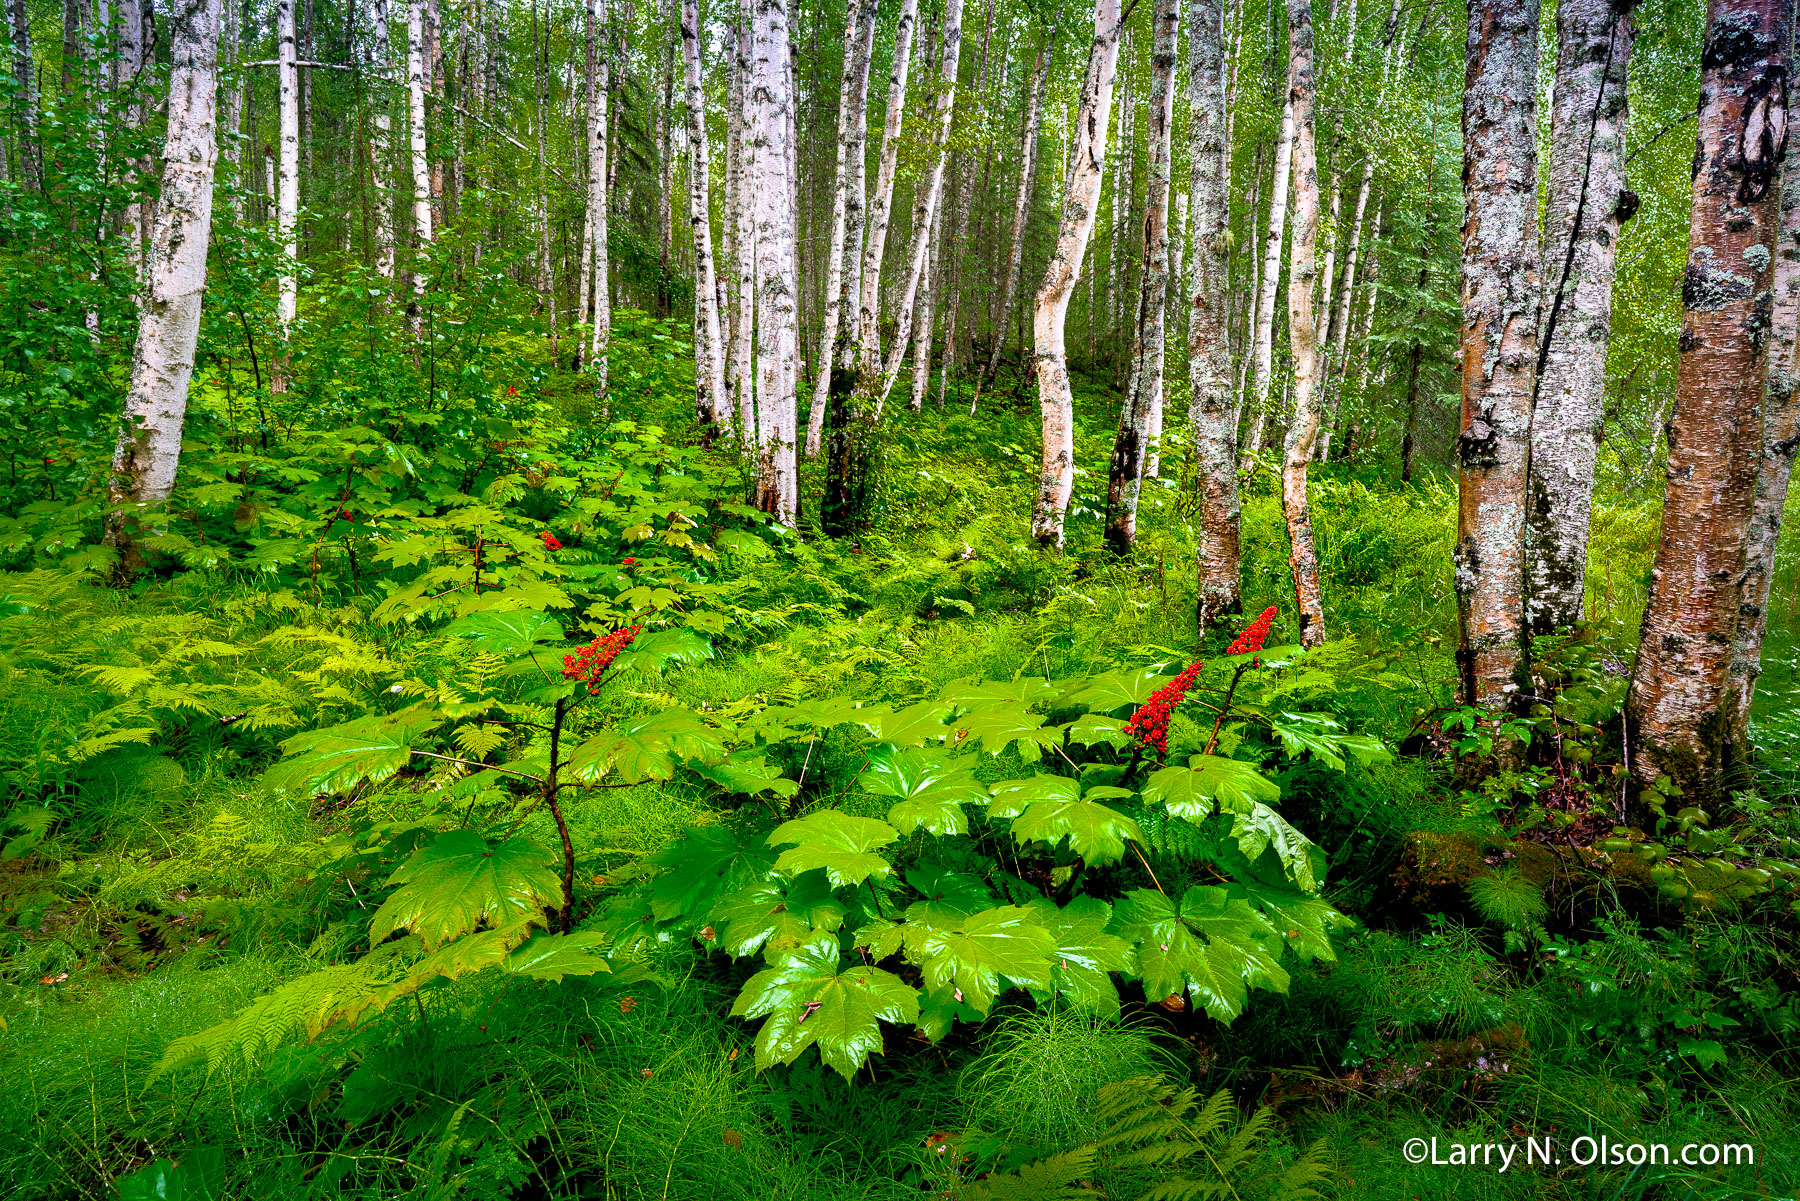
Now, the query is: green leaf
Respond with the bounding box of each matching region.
[1228,803,1325,892]
[1066,713,1131,749]
[954,705,1063,763]
[504,930,616,981]
[369,831,562,950]
[1115,886,1288,1021]
[267,708,443,796]
[911,906,1057,1014]
[855,700,954,746]
[860,746,986,835]
[693,750,800,799]
[903,862,996,928]
[1270,713,1389,771]
[1011,796,1144,866]
[712,869,847,959]
[443,609,562,656]
[767,812,899,887]
[647,825,776,922]
[1232,882,1351,961]
[1057,667,1177,712]
[1026,896,1136,1013]
[610,627,715,675]
[939,677,1059,706]
[1141,755,1281,818]
[564,708,724,783]
[988,774,1080,818]
[730,935,920,1076]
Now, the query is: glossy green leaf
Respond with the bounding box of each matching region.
[267,708,443,796]
[610,627,714,676]
[1010,795,1145,865]
[1057,667,1178,713]
[442,609,563,656]
[1114,886,1288,1021]
[646,825,776,922]
[911,905,1057,1014]
[767,811,899,887]
[903,862,996,928]
[711,869,848,959]
[1141,754,1281,818]
[1066,713,1131,749]
[939,677,1058,706]
[693,750,800,799]
[369,831,562,950]
[953,705,1063,763]
[987,773,1079,818]
[1232,882,1352,961]
[860,746,985,835]
[855,700,954,746]
[730,935,920,1076]
[504,930,615,981]
[1026,895,1136,1013]
[1228,803,1326,892]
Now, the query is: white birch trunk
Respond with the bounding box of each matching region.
[748,0,799,524]
[589,0,612,392]
[118,0,150,287]
[578,0,597,330]
[909,200,943,412]
[681,0,727,428]
[1246,92,1294,455]
[1031,0,1123,548]
[1279,0,1325,646]
[369,0,396,279]
[276,0,300,329]
[729,13,755,434]
[406,0,433,304]
[856,0,919,366]
[806,0,878,455]
[106,0,222,575]
[1316,155,1371,458]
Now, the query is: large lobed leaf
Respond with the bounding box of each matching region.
[730,935,920,1077]
[767,811,899,887]
[369,830,563,949]
[860,745,986,835]
[266,707,444,796]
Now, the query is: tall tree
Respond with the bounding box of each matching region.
[105,0,223,579]
[748,0,800,524]
[1103,0,1178,555]
[1189,0,1239,630]
[588,0,613,394]
[1524,0,1634,636]
[728,13,754,432]
[1245,93,1294,457]
[681,0,727,428]
[806,0,878,455]
[973,21,1053,411]
[1030,0,1123,549]
[368,0,397,279]
[1279,0,1325,645]
[856,0,919,366]
[276,0,300,330]
[118,0,151,286]
[8,0,35,188]
[406,0,433,307]
[1455,0,1540,711]
[1628,0,1792,796]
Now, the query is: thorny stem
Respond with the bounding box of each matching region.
[1203,662,1253,757]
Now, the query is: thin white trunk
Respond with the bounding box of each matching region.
[578,0,597,328]
[1316,155,1371,458]
[589,0,612,391]
[873,0,964,412]
[856,0,919,366]
[1280,0,1325,646]
[681,0,727,427]
[729,14,754,434]
[118,0,150,287]
[749,0,799,523]
[909,200,943,412]
[1247,92,1294,454]
[1031,0,1123,548]
[369,0,396,279]
[106,0,222,574]
[806,0,878,455]
[276,0,300,328]
[406,0,432,302]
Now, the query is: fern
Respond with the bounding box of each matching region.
[1466,866,1547,934]
[960,1148,1097,1200]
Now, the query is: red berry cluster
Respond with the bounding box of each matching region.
[1124,660,1205,756]
[1228,606,1277,656]
[562,625,642,691]
[542,530,563,550]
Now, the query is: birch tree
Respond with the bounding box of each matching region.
[118,0,151,286]
[681,0,727,428]
[1103,0,1177,555]
[8,0,35,188]
[1031,0,1123,549]
[1628,0,1791,796]
[1245,93,1294,457]
[1279,0,1325,646]
[588,0,612,394]
[368,0,396,280]
[728,14,754,432]
[973,23,1052,410]
[406,0,433,305]
[276,0,300,330]
[106,0,223,579]
[856,0,919,365]
[1188,0,1238,628]
[748,0,800,524]
[1455,0,1540,712]
[806,0,878,455]
[1524,0,1634,636]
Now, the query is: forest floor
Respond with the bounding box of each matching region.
[1,318,1797,1200]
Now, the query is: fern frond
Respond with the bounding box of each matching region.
[1271,1138,1332,1201]
[961,1147,1097,1200]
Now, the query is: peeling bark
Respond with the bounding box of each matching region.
[105,0,222,579]
[1281,0,1326,646]
[748,0,800,525]
[1032,0,1123,549]
[1629,0,1792,797]
[1525,0,1634,636]
[1455,0,1541,711]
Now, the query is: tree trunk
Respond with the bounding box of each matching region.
[938,0,996,410]
[1103,0,1177,555]
[910,200,944,412]
[9,0,35,188]
[588,0,612,394]
[118,0,150,288]
[973,24,1052,410]
[534,0,556,360]
[406,0,433,304]
[729,14,754,433]
[1149,187,1188,477]
[1031,0,1123,549]
[856,0,919,366]
[579,0,598,335]
[748,0,800,524]
[1524,0,1633,636]
[681,0,727,428]
[105,0,222,579]
[1317,156,1371,457]
[1280,0,1325,646]
[1628,0,1791,797]
[805,0,877,455]
[369,0,396,279]
[1455,0,1541,712]
[873,0,964,412]
[276,0,299,330]
[1246,93,1294,458]
[1730,123,1800,746]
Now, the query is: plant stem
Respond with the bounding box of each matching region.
[546,695,576,933]
[1203,662,1252,756]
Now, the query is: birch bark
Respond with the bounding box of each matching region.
[118,0,150,287]
[806,0,877,454]
[1031,0,1123,549]
[748,0,800,524]
[8,0,33,188]
[1316,155,1370,457]
[1455,0,1541,711]
[1524,0,1633,636]
[588,0,612,394]
[1246,93,1294,455]
[276,0,300,329]
[1628,0,1791,795]
[106,0,222,579]
[1190,0,1239,629]
[681,0,727,428]
[579,0,598,331]
[369,0,396,279]
[729,13,754,432]
[856,0,918,365]
[1103,0,1177,555]
[406,0,433,303]
[973,24,1052,409]
[1280,0,1326,645]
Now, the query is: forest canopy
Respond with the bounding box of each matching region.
[1,0,1798,1195]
